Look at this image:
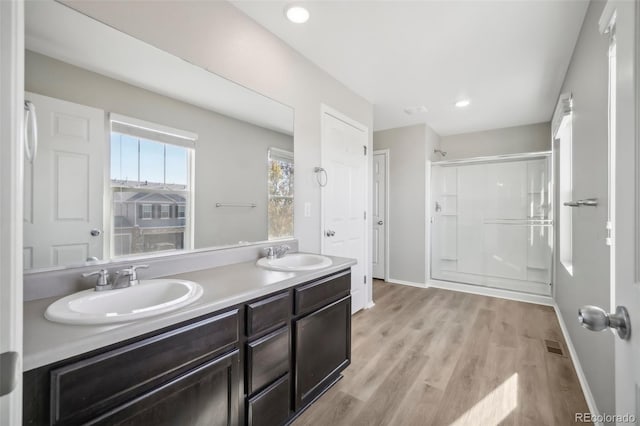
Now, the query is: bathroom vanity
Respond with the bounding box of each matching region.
[22,257,354,425]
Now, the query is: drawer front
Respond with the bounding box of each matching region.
[90,350,240,426]
[246,291,290,337]
[294,270,350,315]
[247,327,289,395]
[51,310,239,425]
[247,374,290,426]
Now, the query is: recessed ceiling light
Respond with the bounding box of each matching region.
[285,4,310,23]
[455,99,471,108]
[403,106,428,115]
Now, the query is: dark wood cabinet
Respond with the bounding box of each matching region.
[294,295,351,410]
[89,350,240,426]
[246,374,290,426]
[24,269,352,426]
[246,327,289,395]
[294,270,350,315]
[50,310,238,425]
[245,292,290,337]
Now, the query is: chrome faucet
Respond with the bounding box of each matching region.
[82,264,149,291]
[263,244,291,260]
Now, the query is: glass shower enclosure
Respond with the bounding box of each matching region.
[430,152,553,295]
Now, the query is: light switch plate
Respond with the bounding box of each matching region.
[304,202,311,217]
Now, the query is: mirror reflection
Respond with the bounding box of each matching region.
[23,1,294,271]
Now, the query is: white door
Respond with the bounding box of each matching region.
[372,151,387,280]
[321,107,368,313]
[601,1,639,420]
[23,92,105,270]
[0,1,24,423]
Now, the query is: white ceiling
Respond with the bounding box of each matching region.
[232,1,589,135]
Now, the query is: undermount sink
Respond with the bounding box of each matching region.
[45,279,203,325]
[256,253,332,272]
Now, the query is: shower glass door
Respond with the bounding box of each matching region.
[431,155,552,295]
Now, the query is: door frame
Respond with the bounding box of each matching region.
[0,0,24,423]
[319,103,371,309]
[372,149,390,282]
[600,0,639,420]
[425,159,432,284]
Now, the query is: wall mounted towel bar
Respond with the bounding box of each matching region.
[215,203,257,208]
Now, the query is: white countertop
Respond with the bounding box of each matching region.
[23,255,355,371]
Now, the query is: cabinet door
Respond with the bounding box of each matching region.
[294,296,351,410]
[88,350,240,426]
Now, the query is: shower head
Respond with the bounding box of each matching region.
[434,149,447,157]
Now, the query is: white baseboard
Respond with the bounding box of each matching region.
[386,278,428,288]
[553,303,602,426]
[427,279,555,306]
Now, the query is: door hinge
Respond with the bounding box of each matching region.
[364,275,367,284]
[364,211,367,220]
[364,145,367,156]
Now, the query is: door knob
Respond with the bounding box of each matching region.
[377,220,384,225]
[578,305,631,340]
[325,230,336,237]
[90,228,102,237]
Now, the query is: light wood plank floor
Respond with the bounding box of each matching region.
[294,280,589,426]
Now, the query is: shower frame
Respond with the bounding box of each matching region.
[427,150,554,296]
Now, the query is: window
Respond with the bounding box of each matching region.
[141,204,152,220]
[268,148,294,239]
[554,95,573,275]
[110,114,196,257]
[160,204,170,219]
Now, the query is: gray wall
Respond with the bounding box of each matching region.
[554,0,614,418]
[63,0,374,258]
[373,124,440,284]
[26,50,293,249]
[440,122,551,159]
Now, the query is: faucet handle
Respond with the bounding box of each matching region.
[82,269,109,286]
[263,247,275,259]
[127,264,149,279]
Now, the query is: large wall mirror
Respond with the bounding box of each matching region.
[23,1,294,272]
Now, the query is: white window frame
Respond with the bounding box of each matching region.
[141,204,153,220]
[160,204,171,219]
[267,147,294,240]
[553,94,574,275]
[109,113,196,258]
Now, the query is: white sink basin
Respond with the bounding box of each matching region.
[256,253,332,272]
[45,279,203,325]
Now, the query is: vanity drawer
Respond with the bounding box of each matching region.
[50,309,239,425]
[246,291,290,337]
[246,327,289,395]
[247,374,290,426]
[294,270,351,315]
